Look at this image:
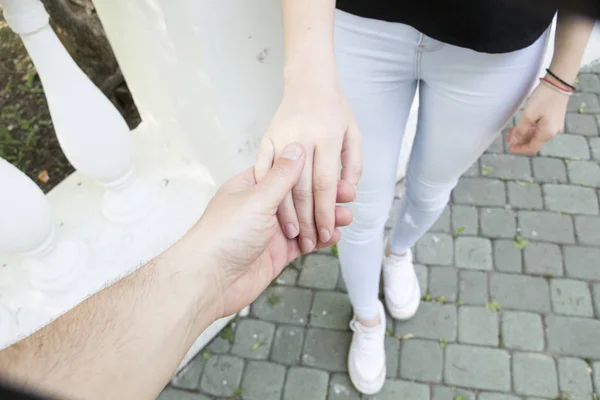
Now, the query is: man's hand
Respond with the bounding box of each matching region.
[255,81,361,254]
[507,80,570,154]
[193,142,353,317]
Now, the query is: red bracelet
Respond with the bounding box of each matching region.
[540,76,573,93]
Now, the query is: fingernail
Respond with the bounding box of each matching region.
[301,238,315,253]
[285,223,299,238]
[319,228,331,243]
[281,143,303,160]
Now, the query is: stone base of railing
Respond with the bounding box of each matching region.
[0,121,237,372]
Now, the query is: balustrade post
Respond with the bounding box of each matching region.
[0,0,157,223]
[0,158,86,291]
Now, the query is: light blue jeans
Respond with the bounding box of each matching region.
[335,10,549,320]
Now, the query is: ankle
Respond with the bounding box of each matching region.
[356,314,381,327]
[385,246,407,258]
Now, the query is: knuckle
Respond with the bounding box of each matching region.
[313,175,335,193]
[292,187,312,202]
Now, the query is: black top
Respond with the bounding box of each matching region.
[336,0,558,53]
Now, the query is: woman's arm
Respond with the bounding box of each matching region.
[508,11,594,154]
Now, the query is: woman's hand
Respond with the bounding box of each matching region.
[255,78,362,254]
[507,78,570,155]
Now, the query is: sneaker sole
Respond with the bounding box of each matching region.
[385,281,421,321]
[348,357,386,395]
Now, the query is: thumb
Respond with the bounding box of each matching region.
[510,111,536,145]
[255,142,306,208]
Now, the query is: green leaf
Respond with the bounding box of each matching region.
[457,299,463,306]
[423,293,432,302]
[436,296,447,304]
[453,227,465,239]
[220,325,235,344]
[486,300,502,312]
[331,243,339,257]
[232,387,243,397]
[579,102,586,114]
[385,328,393,337]
[454,395,466,400]
[513,235,529,250]
[266,294,280,307]
[439,339,448,349]
[251,341,264,351]
[528,177,535,184]
[481,165,494,176]
[202,350,211,360]
[516,180,527,186]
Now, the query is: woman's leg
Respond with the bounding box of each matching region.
[334,10,418,322]
[389,31,549,254]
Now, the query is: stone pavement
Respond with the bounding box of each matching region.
[158,66,600,400]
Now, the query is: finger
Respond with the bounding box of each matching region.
[315,228,342,250]
[293,152,318,254]
[256,143,306,210]
[337,180,356,204]
[277,192,300,238]
[254,137,275,182]
[334,205,353,227]
[510,111,537,146]
[341,118,363,188]
[313,143,342,243]
[509,135,546,155]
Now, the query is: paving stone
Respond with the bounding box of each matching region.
[551,279,594,317]
[513,353,558,398]
[480,208,517,238]
[575,73,600,94]
[327,374,361,400]
[399,338,443,382]
[565,113,599,136]
[490,273,551,312]
[494,240,523,273]
[594,362,600,395]
[455,237,493,270]
[568,92,600,114]
[251,286,312,325]
[459,270,488,305]
[157,388,210,400]
[200,355,244,397]
[415,264,429,295]
[231,319,275,360]
[486,134,505,154]
[429,266,458,302]
[451,205,478,235]
[507,182,544,209]
[539,134,591,159]
[241,361,286,400]
[544,184,599,215]
[574,215,600,246]
[464,160,480,177]
[363,380,429,400]
[502,311,544,351]
[276,266,299,286]
[172,357,204,390]
[453,178,506,207]
[480,154,532,180]
[546,315,600,358]
[337,271,348,293]
[310,291,352,330]
[564,246,600,280]
[557,357,594,400]
[458,306,499,346]
[591,137,600,161]
[532,157,568,183]
[568,160,600,187]
[431,206,451,233]
[478,393,521,400]
[283,367,328,400]
[431,385,475,400]
[302,329,351,372]
[594,284,600,318]
[523,242,563,276]
[395,302,457,341]
[416,233,454,266]
[518,211,575,244]
[444,344,510,391]
[298,255,339,289]
[271,326,304,365]
[383,336,400,378]
[206,332,232,354]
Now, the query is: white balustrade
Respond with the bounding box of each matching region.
[0,158,85,292]
[0,0,157,223]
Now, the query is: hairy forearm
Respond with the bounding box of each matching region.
[549,11,594,84]
[0,234,218,400]
[282,0,337,86]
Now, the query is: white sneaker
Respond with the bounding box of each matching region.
[383,249,421,320]
[348,301,386,395]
